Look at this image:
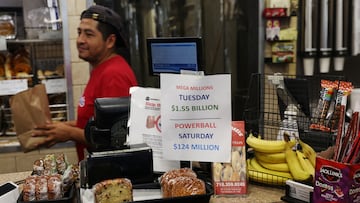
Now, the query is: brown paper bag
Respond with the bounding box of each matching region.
[9,84,51,152]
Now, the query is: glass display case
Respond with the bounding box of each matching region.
[0,0,72,143]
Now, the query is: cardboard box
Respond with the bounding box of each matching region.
[212,121,247,196]
[313,156,360,202]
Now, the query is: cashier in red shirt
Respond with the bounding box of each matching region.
[32,5,138,161]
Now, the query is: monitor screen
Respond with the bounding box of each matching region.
[147,37,203,75]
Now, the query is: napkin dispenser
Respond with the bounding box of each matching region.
[0,182,19,203]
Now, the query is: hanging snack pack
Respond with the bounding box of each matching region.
[310,80,337,131]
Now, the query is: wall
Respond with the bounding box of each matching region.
[0,0,90,173]
[0,146,78,173]
[65,0,89,119]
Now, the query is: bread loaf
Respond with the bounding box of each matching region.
[160,168,206,198]
[160,168,197,198]
[169,176,206,197]
[94,178,133,203]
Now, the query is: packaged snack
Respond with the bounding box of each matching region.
[313,157,360,203]
[328,81,352,131]
[33,159,44,176]
[55,153,68,175]
[310,80,337,131]
[212,121,247,196]
[43,154,57,175]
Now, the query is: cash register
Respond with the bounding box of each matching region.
[80,97,154,188]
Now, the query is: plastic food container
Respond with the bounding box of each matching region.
[0,13,16,39]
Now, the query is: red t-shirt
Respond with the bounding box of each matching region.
[76,55,138,161]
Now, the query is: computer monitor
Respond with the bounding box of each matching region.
[146,37,203,75]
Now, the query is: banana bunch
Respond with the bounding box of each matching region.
[284,141,313,182]
[246,133,316,185]
[298,139,316,167]
[246,133,290,153]
[247,157,292,186]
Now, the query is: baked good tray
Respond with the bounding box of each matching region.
[79,182,213,203]
[131,182,212,203]
[80,158,213,203]
[79,169,213,203]
[17,184,75,203]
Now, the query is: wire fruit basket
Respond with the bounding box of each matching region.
[243,73,348,186]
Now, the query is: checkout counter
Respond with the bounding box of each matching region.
[0,171,286,203]
[0,97,287,202]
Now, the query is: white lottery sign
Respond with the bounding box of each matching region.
[160,73,232,162]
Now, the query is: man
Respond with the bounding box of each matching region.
[32,5,138,161]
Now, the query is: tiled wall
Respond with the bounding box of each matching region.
[66,0,90,118]
[0,146,78,173]
[0,0,89,173]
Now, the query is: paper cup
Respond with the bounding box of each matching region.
[319,58,330,73]
[350,88,360,112]
[303,58,314,76]
[334,57,344,71]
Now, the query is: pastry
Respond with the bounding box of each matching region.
[47,174,62,200]
[23,176,36,201]
[35,176,48,200]
[160,168,197,198]
[4,54,14,79]
[55,153,68,175]
[62,164,79,193]
[43,154,57,175]
[169,176,206,197]
[212,162,223,181]
[231,148,243,172]
[33,158,44,176]
[0,21,15,36]
[14,62,31,74]
[221,163,233,181]
[94,178,133,203]
[160,168,197,186]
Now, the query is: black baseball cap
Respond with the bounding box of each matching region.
[80,5,128,48]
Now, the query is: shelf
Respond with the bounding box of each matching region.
[264,57,295,64]
[6,38,62,44]
[263,8,297,18]
[266,39,295,43]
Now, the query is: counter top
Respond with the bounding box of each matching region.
[0,171,286,203]
[210,184,286,203]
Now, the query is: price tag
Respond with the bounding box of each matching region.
[42,78,66,94]
[0,79,28,95]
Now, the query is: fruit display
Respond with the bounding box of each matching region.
[246,133,316,185]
